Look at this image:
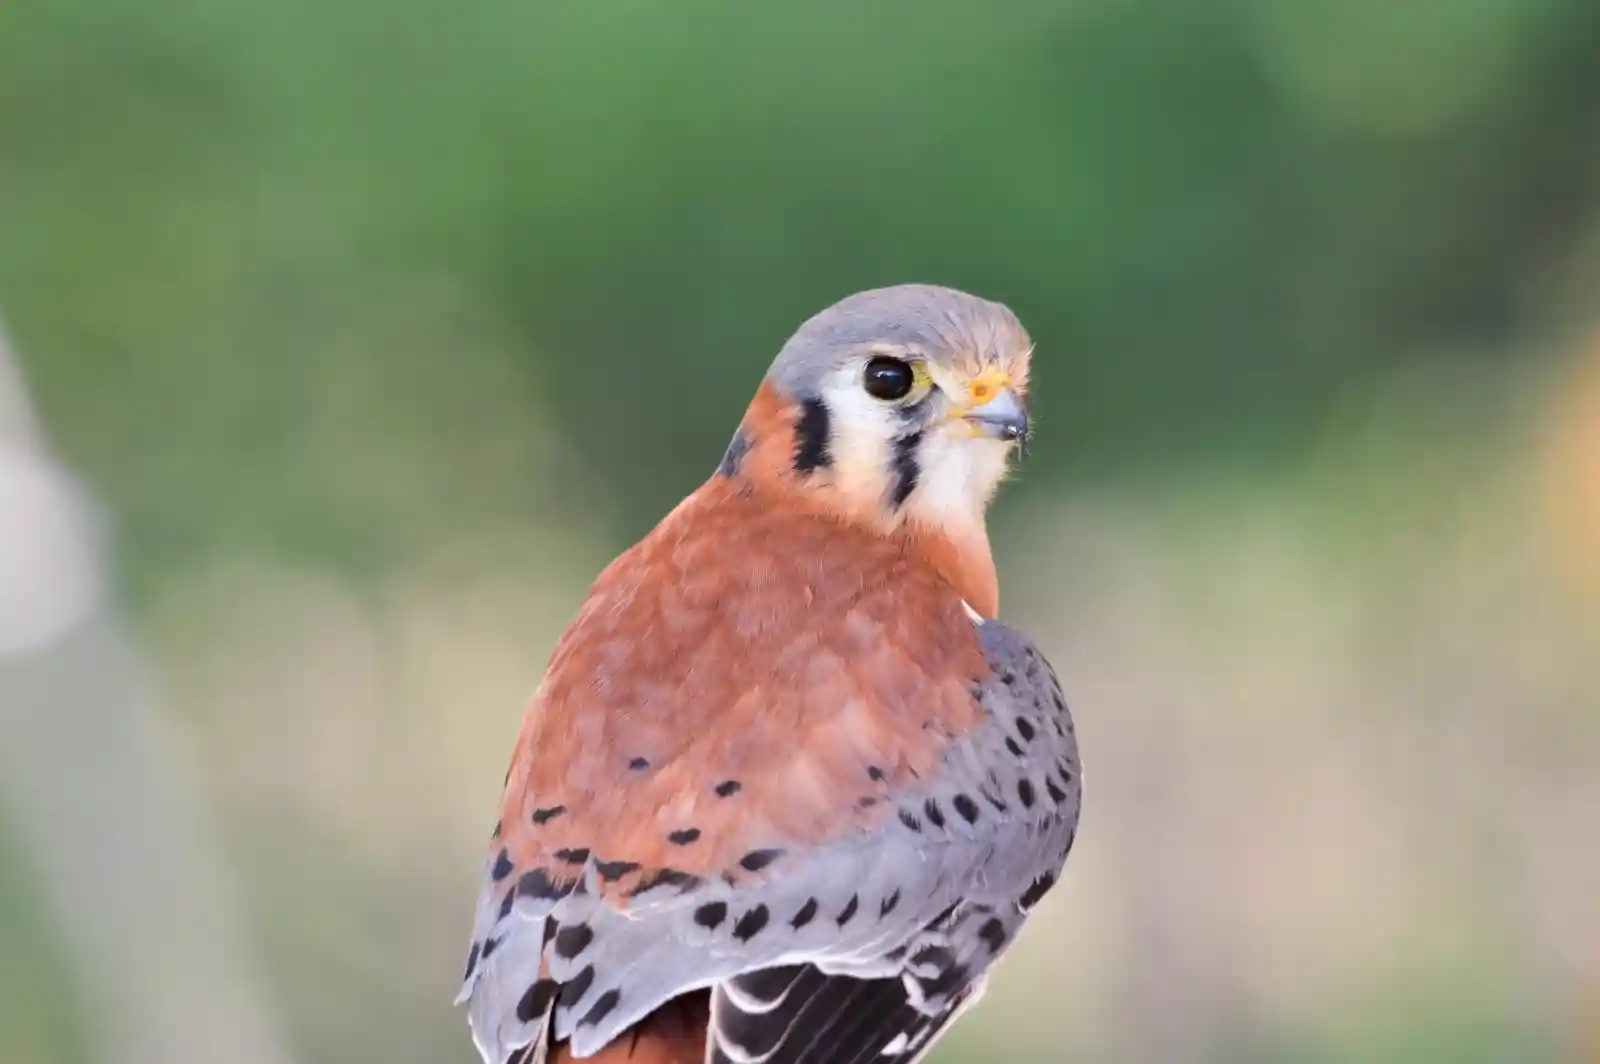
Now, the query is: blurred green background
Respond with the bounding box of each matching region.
[2,1,1599,1062]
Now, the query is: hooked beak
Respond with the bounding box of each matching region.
[964,387,1029,442]
[958,371,1030,444]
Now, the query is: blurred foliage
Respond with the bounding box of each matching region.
[5,0,1600,594]
[0,822,85,1064]
[2,2,1599,1063]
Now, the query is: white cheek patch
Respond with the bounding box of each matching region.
[811,364,1015,529]
[816,364,900,505]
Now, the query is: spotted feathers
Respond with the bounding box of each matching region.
[459,598,1078,1064]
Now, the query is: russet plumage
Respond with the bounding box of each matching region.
[458,285,1082,1064]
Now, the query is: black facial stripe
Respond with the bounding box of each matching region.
[888,429,923,509]
[793,397,832,473]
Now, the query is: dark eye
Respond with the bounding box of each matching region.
[863,357,915,401]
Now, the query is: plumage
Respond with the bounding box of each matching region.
[459,284,1081,1064]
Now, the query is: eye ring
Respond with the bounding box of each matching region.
[863,356,916,401]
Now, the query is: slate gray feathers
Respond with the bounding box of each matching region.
[458,613,1080,1064]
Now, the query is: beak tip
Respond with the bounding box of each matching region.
[962,389,1030,444]
[958,377,1030,445]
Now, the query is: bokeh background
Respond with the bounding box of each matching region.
[3,2,1599,1062]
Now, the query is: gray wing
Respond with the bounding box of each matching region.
[701,618,1083,1064]
[461,615,1081,1064]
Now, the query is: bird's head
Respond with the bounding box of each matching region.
[723,284,1033,532]
[716,284,1034,614]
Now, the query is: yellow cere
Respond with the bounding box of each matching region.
[965,368,1013,406]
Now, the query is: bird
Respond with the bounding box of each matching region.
[457,283,1082,1064]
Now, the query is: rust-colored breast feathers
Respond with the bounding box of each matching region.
[492,478,990,899]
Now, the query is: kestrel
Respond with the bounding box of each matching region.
[458,284,1082,1064]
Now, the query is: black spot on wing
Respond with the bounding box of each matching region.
[579,988,621,1027]
[1019,871,1057,912]
[733,905,771,942]
[978,917,1007,954]
[629,868,702,896]
[559,964,596,1010]
[531,805,567,825]
[836,895,859,926]
[790,898,819,929]
[516,978,559,1023]
[553,924,594,960]
[516,868,573,902]
[739,848,785,873]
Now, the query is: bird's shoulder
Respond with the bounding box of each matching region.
[492,479,1001,891]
